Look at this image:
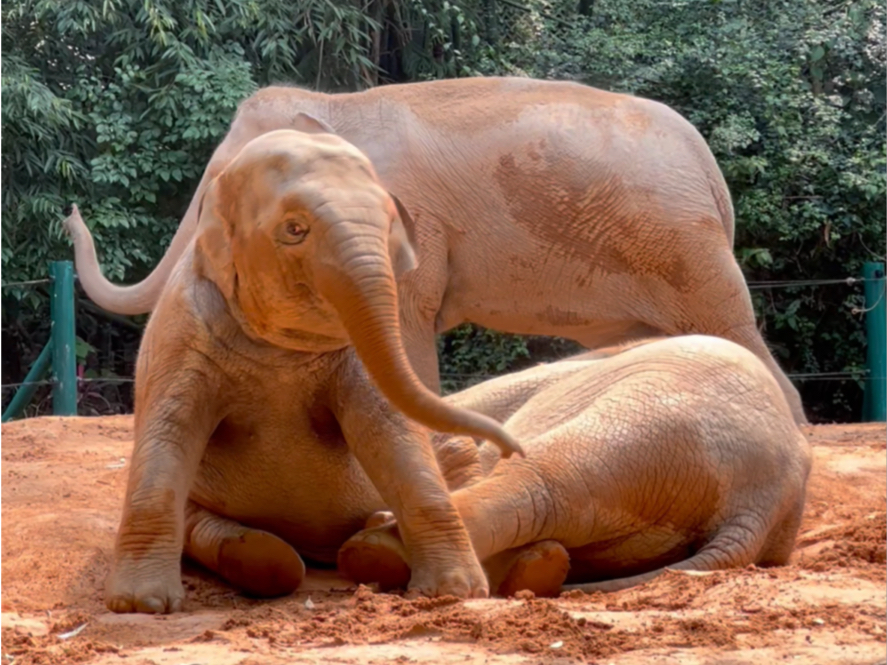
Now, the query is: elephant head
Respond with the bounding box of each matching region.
[193,126,523,458]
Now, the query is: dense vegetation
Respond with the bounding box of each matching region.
[2,0,884,421]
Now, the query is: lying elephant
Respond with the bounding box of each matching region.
[64,76,807,425]
[336,334,813,596]
[92,128,526,614]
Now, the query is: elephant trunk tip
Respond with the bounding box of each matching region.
[471,426,525,459]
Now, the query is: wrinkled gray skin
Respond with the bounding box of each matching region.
[338,335,813,596]
[65,76,807,425]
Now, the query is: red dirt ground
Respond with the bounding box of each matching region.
[2,416,885,664]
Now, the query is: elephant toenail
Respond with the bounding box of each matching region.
[138,597,165,614]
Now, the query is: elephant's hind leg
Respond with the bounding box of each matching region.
[185,501,306,597]
[484,541,570,598]
[655,255,807,425]
[562,517,769,594]
[337,520,411,592]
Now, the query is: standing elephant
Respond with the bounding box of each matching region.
[64,76,807,425]
[337,335,813,597]
[87,129,526,614]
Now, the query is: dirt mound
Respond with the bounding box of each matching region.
[2,417,885,664]
[797,512,886,573]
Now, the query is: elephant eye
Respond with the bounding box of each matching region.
[281,220,309,245]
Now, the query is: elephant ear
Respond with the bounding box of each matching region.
[388,193,419,278]
[194,178,236,300]
[292,112,336,135]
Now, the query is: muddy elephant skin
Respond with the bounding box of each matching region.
[95,129,525,615]
[339,335,813,596]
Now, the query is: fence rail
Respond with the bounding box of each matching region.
[2,261,886,423]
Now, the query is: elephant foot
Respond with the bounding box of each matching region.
[406,552,489,599]
[340,513,489,598]
[339,520,568,599]
[337,521,410,592]
[185,503,305,598]
[486,540,570,598]
[364,510,395,529]
[216,530,306,598]
[105,556,185,614]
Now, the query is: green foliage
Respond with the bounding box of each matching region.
[394,0,485,80]
[437,324,530,393]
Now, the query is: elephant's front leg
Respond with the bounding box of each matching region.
[338,516,570,598]
[339,466,569,597]
[105,337,223,614]
[334,370,488,598]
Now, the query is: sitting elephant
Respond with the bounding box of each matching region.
[64,76,807,425]
[336,335,813,597]
[90,128,526,614]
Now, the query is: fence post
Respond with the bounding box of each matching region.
[50,260,77,416]
[0,342,53,423]
[863,261,886,422]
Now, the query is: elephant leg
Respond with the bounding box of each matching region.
[632,256,807,425]
[338,436,486,590]
[336,371,490,598]
[562,515,770,594]
[337,520,410,591]
[401,316,441,393]
[484,541,570,598]
[397,248,450,395]
[338,522,570,598]
[720,325,806,425]
[339,467,555,593]
[184,501,305,597]
[104,329,223,614]
[756,495,807,567]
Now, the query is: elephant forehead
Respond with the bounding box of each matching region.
[224,153,380,213]
[235,131,373,176]
[281,179,390,215]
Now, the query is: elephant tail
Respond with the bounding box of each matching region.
[62,204,192,315]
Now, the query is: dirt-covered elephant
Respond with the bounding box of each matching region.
[64,76,807,425]
[337,335,813,597]
[89,129,528,615]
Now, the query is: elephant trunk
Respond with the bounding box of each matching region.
[62,203,197,316]
[315,223,523,459]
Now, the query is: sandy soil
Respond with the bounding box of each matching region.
[1,416,885,665]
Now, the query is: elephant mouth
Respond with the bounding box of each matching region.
[247,321,349,353]
[229,270,351,352]
[227,298,350,353]
[279,327,350,351]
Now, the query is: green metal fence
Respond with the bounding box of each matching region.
[1,260,886,422]
[2,261,78,422]
[862,262,886,421]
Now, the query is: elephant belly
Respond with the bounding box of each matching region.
[189,429,386,564]
[439,243,661,346]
